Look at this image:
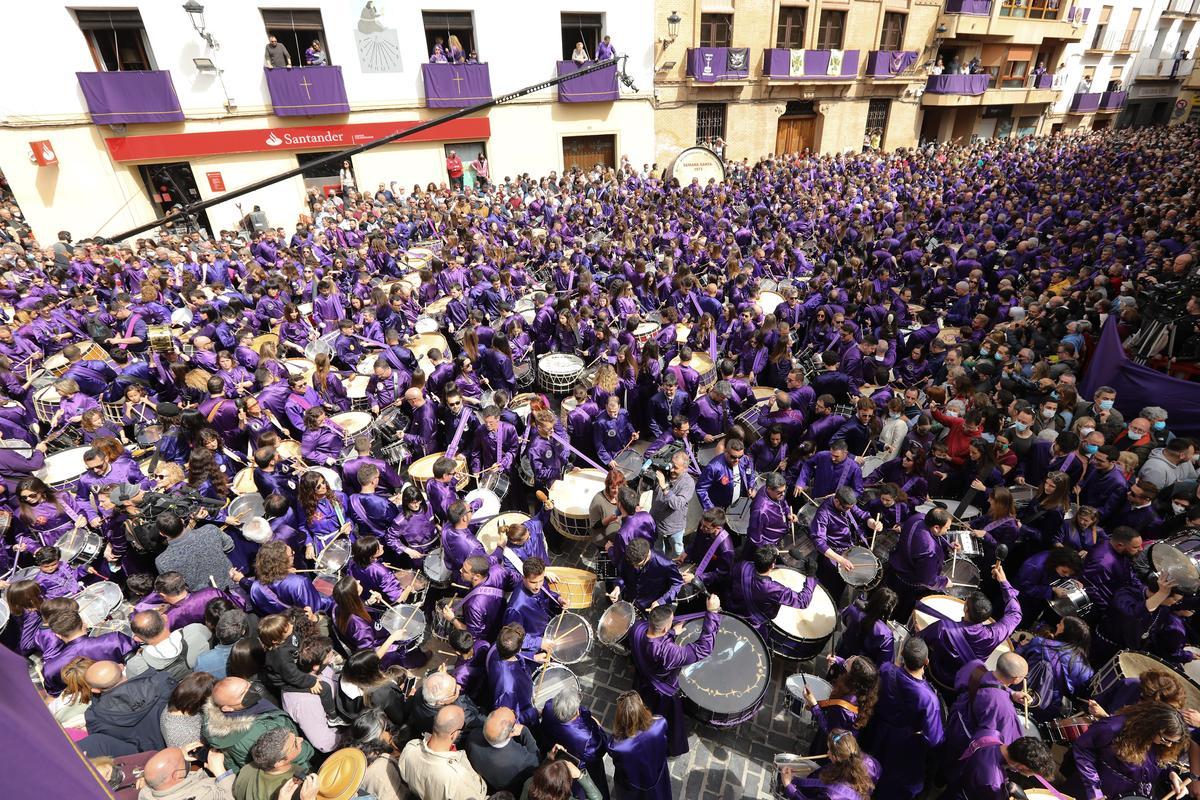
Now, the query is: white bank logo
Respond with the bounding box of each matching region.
[263,130,347,148]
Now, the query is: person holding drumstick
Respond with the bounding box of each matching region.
[502,556,564,662]
[726,545,817,643]
[607,538,683,614]
[627,592,721,758]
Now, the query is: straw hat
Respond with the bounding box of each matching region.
[315,748,366,800]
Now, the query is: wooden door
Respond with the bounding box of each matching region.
[776,116,815,155]
[562,134,615,172]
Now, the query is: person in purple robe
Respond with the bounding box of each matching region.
[608,691,671,800]
[296,469,350,560]
[628,595,721,757]
[836,587,902,668]
[861,636,944,800]
[916,562,1022,692]
[796,440,863,500]
[299,406,345,467]
[941,733,1057,800]
[283,373,323,436]
[446,555,520,643]
[1064,702,1188,800]
[237,540,333,616]
[501,556,564,661]
[779,729,881,800]
[485,622,541,726]
[941,653,1031,786]
[426,457,469,523]
[75,446,150,503]
[469,405,519,476]
[1080,525,1141,617]
[607,538,683,612]
[695,437,756,511]
[134,571,245,629]
[745,472,795,553]
[726,546,816,641]
[346,534,422,606]
[42,604,136,695]
[540,685,612,800]
[341,438,404,495]
[331,575,429,669]
[884,506,954,622]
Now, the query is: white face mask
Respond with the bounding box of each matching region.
[1173,502,1188,516]
[1042,408,1055,419]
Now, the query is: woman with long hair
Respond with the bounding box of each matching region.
[3,579,58,656]
[1066,701,1188,800]
[1013,545,1083,624]
[608,691,670,800]
[781,729,879,800]
[311,352,350,413]
[802,656,880,756]
[214,350,254,399]
[335,649,409,726]
[159,671,215,748]
[186,446,229,509]
[866,446,929,504]
[521,759,603,800]
[1056,504,1105,556]
[1015,615,1094,723]
[347,708,408,800]
[331,575,427,669]
[12,476,95,551]
[967,485,1020,554]
[835,587,900,668]
[279,302,315,355]
[1017,470,1072,550]
[296,469,350,561]
[243,541,333,616]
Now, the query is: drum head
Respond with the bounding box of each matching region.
[74,582,123,627]
[331,411,374,437]
[316,540,350,572]
[597,601,635,645]
[228,493,266,522]
[941,557,981,600]
[912,594,966,631]
[465,488,501,521]
[532,665,579,711]
[678,614,770,719]
[543,613,592,664]
[549,469,606,516]
[613,449,645,482]
[35,446,90,486]
[770,568,837,638]
[1150,539,1200,593]
[380,605,426,641]
[312,467,342,492]
[784,674,831,703]
[1117,651,1200,710]
[838,546,879,586]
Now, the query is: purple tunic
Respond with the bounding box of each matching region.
[609,716,671,800]
[1067,714,1164,800]
[863,661,944,800]
[485,647,538,726]
[460,563,520,641]
[917,581,1021,689]
[629,610,718,757]
[43,632,136,695]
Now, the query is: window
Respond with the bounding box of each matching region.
[880,13,906,51]
[1119,9,1140,50]
[777,7,807,48]
[816,10,846,51]
[1000,0,1061,20]
[1090,6,1112,50]
[561,13,603,60]
[1001,60,1029,88]
[865,98,891,147]
[262,10,329,67]
[699,13,733,48]
[75,9,155,71]
[423,11,477,60]
[696,103,727,145]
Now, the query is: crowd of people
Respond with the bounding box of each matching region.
[0,122,1199,800]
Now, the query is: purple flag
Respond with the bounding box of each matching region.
[686,48,751,83]
[865,50,918,77]
[0,646,113,798]
[264,66,350,117]
[76,70,183,124]
[1080,317,1200,439]
[556,61,619,103]
[422,63,492,108]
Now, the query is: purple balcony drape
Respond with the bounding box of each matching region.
[866,51,919,77]
[686,48,751,82]
[925,73,990,95]
[422,63,493,107]
[76,70,184,124]
[264,66,350,116]
[556,61,619,102]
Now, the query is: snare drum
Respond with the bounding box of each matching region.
[57,528,103,568]
[423,547,452,588]
[311,466,342,493]
[231,467,257,496]
[668,353,716,391]
[378,605,427,653]
[537,353,585,394]
[917,497,981,523]
[724,495,753,536]
[1049,578,1092,617]
[784,673,832,722]
[34,446,91,493]
[633,322,660,345]
[1148,535,1200,593]
[837,546,880,588]
[532,664,579,712]
[1009,484,1038,509]
[549,468,607,541]
[284,358,317,384]
[74,582,124,628]
[409,452,468,491]
[580,545,614,582]
[767,567,837,659]
[1046,714,1093,743]
[597,600,637,654]
[542,612,593,664]
[432,597,464,639]
[677,613,770,727]
[477,469,510,502]
[227,493,266,524]
[941,556,982,600]
[548,568,597,609]
[32,385,62,423]
[313,540,350,596]
[345,375,372,412]
[330,411,374,449]
[944,529,983,558]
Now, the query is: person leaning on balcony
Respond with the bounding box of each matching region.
[265,35,292,69]
[572,42,589,66]
[304,40,327,66]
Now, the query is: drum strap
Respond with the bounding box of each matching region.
[446,410,472,459]
[550,431,606,472]
[695,530,729,578]
[205,399,225,424]
[958,733,1002,761]
[120,314,141,351]
[817,699,859,715]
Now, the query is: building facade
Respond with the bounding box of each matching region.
[651,0,943,164]
[1122,0,1200,127]
[0,1,655,242]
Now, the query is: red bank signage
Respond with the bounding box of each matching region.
[103,118,491,163]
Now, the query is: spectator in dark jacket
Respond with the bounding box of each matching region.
[464,706,541,794]
[80,660,175,757]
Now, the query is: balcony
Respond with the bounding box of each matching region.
[685,47,752,83]
[421,63,492,108]
[945,0,992,14]
[75,70,184,125]
[762,49,860,81]
[263,66,349,117]
[1138,57,1196,81]
[865,50,920,79]
[1068,92,1102,113]
[555,61,619,103]
[1098,90,1127,111]
[1028,72,1061,103]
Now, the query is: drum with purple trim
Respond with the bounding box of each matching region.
[678,613,770,727]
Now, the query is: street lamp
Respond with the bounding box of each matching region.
[183,0,219,49]
[662,11,682,50]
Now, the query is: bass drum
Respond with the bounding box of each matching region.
[677,613,770,727]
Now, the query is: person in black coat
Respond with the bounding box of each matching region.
[80,660,176,757]
[463,706,541,794]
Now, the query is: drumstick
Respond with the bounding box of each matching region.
[547,621,584,645]
[534,613,569,697]
[870,513,879,551]
[1023,678,1030,725]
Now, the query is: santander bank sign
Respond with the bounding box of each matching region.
[104,118,490,163]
